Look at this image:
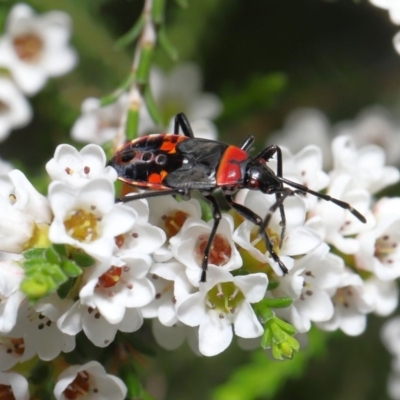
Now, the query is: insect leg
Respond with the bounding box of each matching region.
[224,193,289,275]
[279,177,367,223]
[255,144,287,246]
[174,113,195,138]
[201,194,222,283]
[115,189,187,203]
[239,135,255,152]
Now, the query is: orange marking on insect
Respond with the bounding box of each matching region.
[160,135,186,153]
[148,170,168,184]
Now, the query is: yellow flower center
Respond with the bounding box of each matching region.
[64,209,100,242]
[13,33,43,62]
[251,227,280,255]
[207,282,244,314]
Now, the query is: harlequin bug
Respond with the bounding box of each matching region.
[108,113,366,282]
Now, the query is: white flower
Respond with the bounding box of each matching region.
[57,300,143,347]
[71,95,128,145]
[148,195,202,239]
[310,173,372,254]
[152,319,199,352]
[114,199,166,256]
[46,143,117,187]
[0,3,77,95]
[54,360,127,400]
[0,169,51,253]
[382,316,400,357]
[0,158,13,174]
[267,145,330,210]
[170,214,242,286]
[381,316,400,400]
[150,63,222,137]
[331,135,399,194]
[0,260,25,333]
[48,178,136,263]
[0,333,35,371]
[356,197,400,280]
[141,261,185,326]
[370,0,400,23]
[71,63,221,145]
[364,276,398,316]
[176,267,268,356]
[0,372,29,400]
[0,78,31,141]
[233,191,321,276]
[273,243,344,333]
[335,106,400,167]
[79,253,155,325]
[10,297,75,362]
[316,269,375,336]
[268,108,332,170]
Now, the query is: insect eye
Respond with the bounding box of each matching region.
[156,154,167,165]
[142,152,153,162]
[121,150,136,163]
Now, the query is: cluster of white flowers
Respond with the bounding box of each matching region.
[0,128,398,397]
[369,1,400,54]
[0,3,76,143]
[1,2,400,399]
[71,63,222,145]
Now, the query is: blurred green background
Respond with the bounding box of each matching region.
[1,0,399,399]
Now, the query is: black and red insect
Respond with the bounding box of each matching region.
[108,113,366,282]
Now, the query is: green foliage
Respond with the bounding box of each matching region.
[211,329,327,400]
[254,298,299,361]
[221,73,288,121]
[21,245,94,301]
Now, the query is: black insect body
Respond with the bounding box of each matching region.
[108,113,366,282]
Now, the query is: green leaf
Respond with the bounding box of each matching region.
[22,248,46,260]
[45,246,60,264]
[57,277,77,299]
[173,0,188,7]
[20,274,57,300]
[136,45,154,85]
[152,0,165,24]
[115,16,145,50]
[159,28,178,61]
[61,260,83,277]
[126,108,140,140]
[143,85,163,125]
[100,72,136,107]
[70,250,95,267]
[53,244,68,257]
[263,297,293,309]
[121,365,142,398]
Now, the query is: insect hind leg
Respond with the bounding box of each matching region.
[174,113,194,138]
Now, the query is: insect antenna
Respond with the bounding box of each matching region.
[278,177,367,223]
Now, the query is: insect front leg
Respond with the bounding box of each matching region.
[200,193,222,283]
[255,145,287,246]
[224,193,289,275]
